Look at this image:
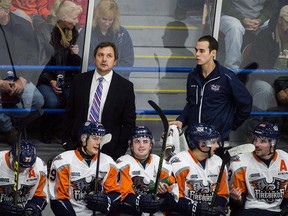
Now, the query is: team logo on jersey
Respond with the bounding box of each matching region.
[71,176,103,201]
[0,184,33,204]
[53,155,63,161]
[230,155,240,162]
[210,84,220,92]
[186,179,213,202]
[131,176,150,194]
[250,177,286,204]
[170,157,180,164]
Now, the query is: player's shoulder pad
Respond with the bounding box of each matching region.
[100,153,116,164]
[115,154,134,169]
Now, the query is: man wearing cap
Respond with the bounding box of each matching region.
[0,0,43,145]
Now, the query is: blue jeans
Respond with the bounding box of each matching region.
[37,84,69,108]
[0,82,44,132]
[247,79,277,111]
[220,15,268,69]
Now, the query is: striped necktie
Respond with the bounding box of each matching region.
[89,77,104,122]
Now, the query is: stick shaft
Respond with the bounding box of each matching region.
[148,100,169,198]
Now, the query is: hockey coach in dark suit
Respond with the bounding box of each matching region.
[62,42,136,160]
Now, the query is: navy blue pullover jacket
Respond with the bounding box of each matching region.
[177,60,252,141]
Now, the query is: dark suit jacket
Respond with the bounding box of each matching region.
[63,70,136,160]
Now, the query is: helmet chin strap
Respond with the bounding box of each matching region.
[197,145,211,158]
[267,145,275,157]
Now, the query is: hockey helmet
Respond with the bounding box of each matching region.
[79,121,106,141]
[129,126,155,145]
[186,123,221,149]
[253,122,280,146]
[12,139,36,168]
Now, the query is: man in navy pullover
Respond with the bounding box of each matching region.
[170,35,253,150]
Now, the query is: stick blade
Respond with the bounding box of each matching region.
[100,133,112,149]
[228,143,255,157]
[148,100,168,132]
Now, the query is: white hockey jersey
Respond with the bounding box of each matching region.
[229,150,288,212]
[170,150,229,203]
[0,150,48,206]
[116,154,175,216]
[48,149,120,216]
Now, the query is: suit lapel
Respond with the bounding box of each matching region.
[83,71,95,115]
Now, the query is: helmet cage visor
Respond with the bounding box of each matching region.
[253,135,277,147]
[200,138,220,147]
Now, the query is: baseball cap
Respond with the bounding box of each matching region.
[280,5,288,22]
[0,0,12,10]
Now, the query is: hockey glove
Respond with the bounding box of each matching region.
[189,202,225,216]
[0,201,24,215]
[84,193,111,213]
[135,194,160,214]
[24,201,42,216]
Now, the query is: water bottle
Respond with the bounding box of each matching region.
[57,74,65,88]
[6,71,15,82]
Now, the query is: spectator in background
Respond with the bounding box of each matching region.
[219,0,278,70]
[0,0,44,144]
[10,0,49,28]
[34,0,59,66]
[47,0,87,28]
[241,4,288,70]
[79,0,134,79]
[239,5,288,135]
[37,0,82,143]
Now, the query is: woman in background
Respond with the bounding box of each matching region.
[79,0,134,79]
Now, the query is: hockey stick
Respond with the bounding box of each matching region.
[210,143,255,206]
[93,133,112,216]
[148,100,169,199]
[95,133,112,193]
[13,129,22,205]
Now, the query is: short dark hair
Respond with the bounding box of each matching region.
[198,35,218,52]
[93,42,118,60]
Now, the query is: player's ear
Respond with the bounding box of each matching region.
[81,134,87,145]
[211,49,217,57]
